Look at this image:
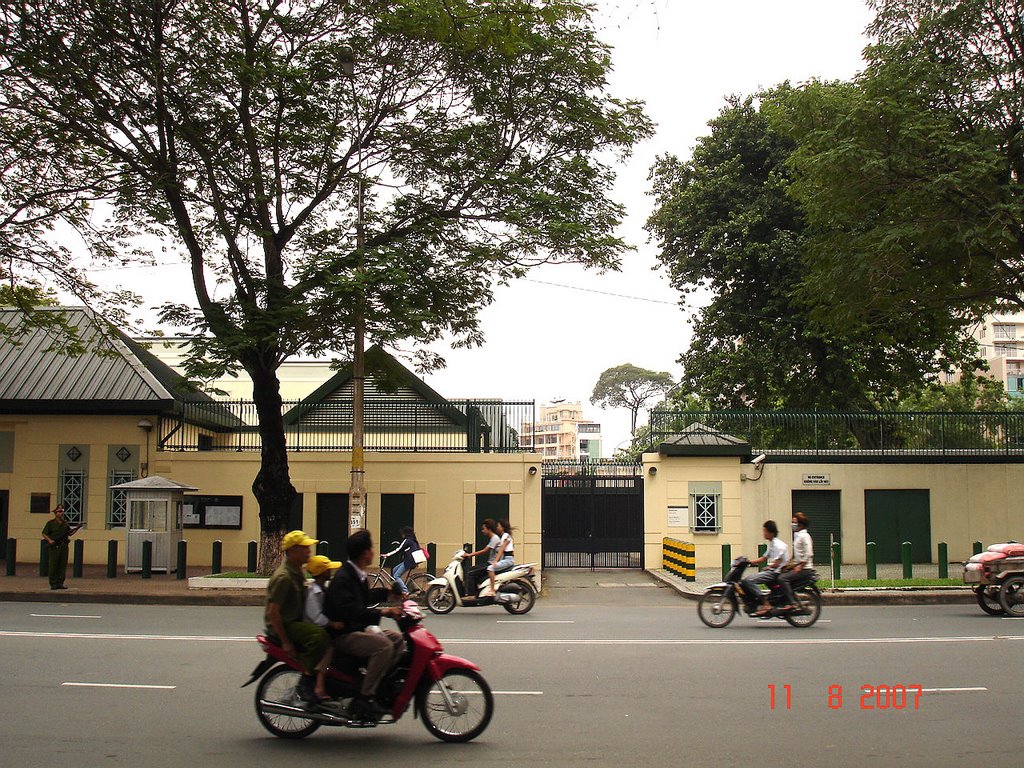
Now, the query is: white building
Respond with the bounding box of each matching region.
[966,312,1024,398]
[521,401,603,460]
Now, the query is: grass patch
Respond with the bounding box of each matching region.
[831,578,963,588]
[207,571,266,578]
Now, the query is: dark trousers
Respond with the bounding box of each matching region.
[334,629,405,697]
[740,570,778,606]
[47,543,68,588]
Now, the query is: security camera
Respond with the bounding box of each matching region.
[750,453,766,467]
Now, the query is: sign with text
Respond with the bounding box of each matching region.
[668,505,689,527]
[802,474,831,486]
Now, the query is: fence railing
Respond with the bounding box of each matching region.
[541,459,644,477]
[160,398,535,453]
[649,410,1024,459]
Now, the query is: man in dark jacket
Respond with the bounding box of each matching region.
[324,529,404,718]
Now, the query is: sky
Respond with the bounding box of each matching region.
[86,0,876,456]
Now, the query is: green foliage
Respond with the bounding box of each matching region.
[647,91,965,411]
[898,374,1024,413]
[591,363,675,434]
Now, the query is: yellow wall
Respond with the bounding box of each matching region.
[0,414,542,569]
[643,452,1024,566]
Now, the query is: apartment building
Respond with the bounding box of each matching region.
[969,312,1024,398]
[521,401,603,460]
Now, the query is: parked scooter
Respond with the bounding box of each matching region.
[244,599,493,742]
[425,546,537,615]
[697,556,822,628]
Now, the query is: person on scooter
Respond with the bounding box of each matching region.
[486,519,516,598]
[387,526,421,594]
[324,529,406,719]
[464,518,500,596]
[779,512,813,611]
[264,530,331,705]
[741,520,789,617]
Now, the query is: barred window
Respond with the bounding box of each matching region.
[60,469,86,526]
[691,493,720,533]
[108,470,136,528]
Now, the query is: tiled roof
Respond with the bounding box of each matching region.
[658,422,752,457]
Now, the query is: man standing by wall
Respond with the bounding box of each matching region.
[41,505,79,590]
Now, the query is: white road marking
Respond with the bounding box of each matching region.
[0,631,253,642]
[922,687,987,693]
[495,620,575,624]
[62,682,176,690]
[487,691,544,695]
[31,613,101,619]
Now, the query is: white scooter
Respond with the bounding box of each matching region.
[425,546,538,615]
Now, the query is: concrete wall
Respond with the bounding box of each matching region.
[0,414,542,569]
[643,452,1024,568]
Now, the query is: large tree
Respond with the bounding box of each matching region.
[590,363,674,434]
[785,0,1024,330]
[647,92,967,411]
[0,0,650,567]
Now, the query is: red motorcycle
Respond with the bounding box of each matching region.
[243,600,493,742]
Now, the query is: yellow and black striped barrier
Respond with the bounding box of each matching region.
[663,537,695,581]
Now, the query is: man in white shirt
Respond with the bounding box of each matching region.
[741,520,789,617]
[780,512,814,611]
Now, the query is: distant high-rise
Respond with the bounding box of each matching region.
[521,401,603,460]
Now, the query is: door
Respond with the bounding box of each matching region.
[380,494,414,571]
[315,494,349,562]
[864,490,931,563]
[0,490,7,561]
[791,490,840,566]
[287,493,304,532]
[475,494,510,567]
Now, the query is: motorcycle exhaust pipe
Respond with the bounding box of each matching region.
[259,700,350,725]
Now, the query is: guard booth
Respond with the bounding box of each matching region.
[114,476,197,573]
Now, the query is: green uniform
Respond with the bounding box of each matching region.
[264,560,328,675]
[42,518,71,589]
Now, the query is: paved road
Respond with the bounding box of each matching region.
[1,575,1022,767]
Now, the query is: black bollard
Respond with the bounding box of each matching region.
[176,540,187,580]
[6,538,16,576]
[72,539,84,577]
[211,540,222,574]
[247,540,257,574]
[427,542,437,577]
[39,540,48,577]
[107,539,118,578]
[141,539,152,579]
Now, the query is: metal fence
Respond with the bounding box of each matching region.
[160,398,535,453]
[541,459,644,477]
[649,410,1024,459]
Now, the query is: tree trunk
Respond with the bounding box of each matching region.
[248,360,297,574]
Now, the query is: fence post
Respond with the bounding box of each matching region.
[72,539,84,577]
[901,541,913,579]
[141,539,152,579]
[427,542,437,577]
[6,538,16,576]
[973,541,983,556]
[247,541,257,573]
[211,540,222,574]
[757,543,767,571]
[866,542,876,580]
[831,541,841,581]
[721,544,732,580]
[39,540,49,577]
[938,542,948,579]
[176,540,187,580]
[107,539,118,578]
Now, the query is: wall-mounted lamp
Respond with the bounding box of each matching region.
[138,419,153,477]
[137,419,153,432]
[528,466,538,476]
[648,466,658,476]
[741,453,767,482]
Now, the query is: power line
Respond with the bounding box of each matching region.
[521,278,678,306]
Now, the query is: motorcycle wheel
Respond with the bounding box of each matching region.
[783,587,822,627]
[697,587,737,628]
[500,580,536,615]
[418,669,494,743]
[976,586,1004,616]
[426,583,456,614]
[254,665,322,739]
[998,575,1024,617]
[407,573,433,602]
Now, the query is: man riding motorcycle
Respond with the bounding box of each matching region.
[741,520,789,617]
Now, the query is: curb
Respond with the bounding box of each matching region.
[647,569,976,605]
[0,590,263,606]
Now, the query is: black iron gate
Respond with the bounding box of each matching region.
[542,464,644,569]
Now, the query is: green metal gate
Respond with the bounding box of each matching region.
[380,494,415,570]
[864,489,931,563]
[791,489,840,566]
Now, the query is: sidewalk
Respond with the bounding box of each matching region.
[650,567,975,605]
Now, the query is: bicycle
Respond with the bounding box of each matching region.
[368,548,432,602]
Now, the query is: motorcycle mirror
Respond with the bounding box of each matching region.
[463,543,472,552]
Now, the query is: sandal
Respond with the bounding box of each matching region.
[752,606,772,616]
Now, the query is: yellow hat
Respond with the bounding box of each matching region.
[280,530,318,551]
[306,555,342,577]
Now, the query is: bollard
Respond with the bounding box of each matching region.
[6,538,16,576]
[721,543,732,580]
[107,539,118,578]
[973,541,983,556]
[141,539,153,579]
[938,542,949,579]
[902,541,913,579]
[176,540,188,580]
[866,542,877,580]
[247,540,257,574]
[427,542,437,577]
[39,539,49,577]
[831,541,841,581]
[211,540,222,574]
[72,539,84,577]
[316,540,329,558]
[757,543,767,571]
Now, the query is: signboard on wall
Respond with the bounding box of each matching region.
[802,474,831,486]
[667,505,689,527]
[183,495,243,529]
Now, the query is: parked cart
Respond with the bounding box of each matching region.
[963,543,1024,616]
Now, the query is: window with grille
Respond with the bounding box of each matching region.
[108,470,136,528]
[60,469,86,526]
[689,481,723,533]
[994,324,1016,340]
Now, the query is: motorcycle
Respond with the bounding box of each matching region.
[697,556,822,628]
[243,599,494,742]
[425,546,537,615]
